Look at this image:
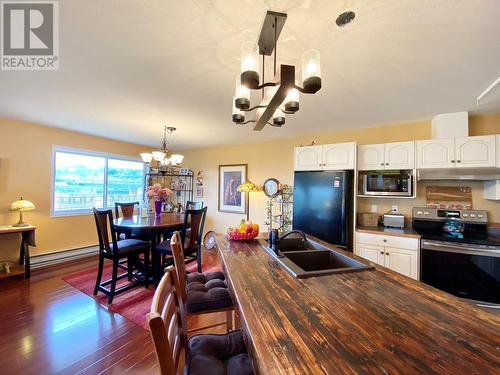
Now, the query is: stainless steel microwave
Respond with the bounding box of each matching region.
[359,171,413,197]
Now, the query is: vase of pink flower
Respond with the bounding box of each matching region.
[146,183,173,216]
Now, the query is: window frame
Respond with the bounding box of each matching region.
[50,146,146,217]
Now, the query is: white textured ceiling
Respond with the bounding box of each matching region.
[1,0,499,150]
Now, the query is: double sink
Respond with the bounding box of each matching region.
[261,235,374,278]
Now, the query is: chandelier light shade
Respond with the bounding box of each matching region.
[140,126,184,173]
[232,11,322,131]
[232,95,245,124]
[170,154,184,165]
[302,49,322,93]
[152,151,166,162]
[272,108,286,127]
[235,76,250,109]
[284,87,300,112]
[240,41,260,88]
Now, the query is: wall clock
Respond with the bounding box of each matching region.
[263,178,280,198]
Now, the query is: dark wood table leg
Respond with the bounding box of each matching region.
[21,232,30,279]
[151,231,159,286]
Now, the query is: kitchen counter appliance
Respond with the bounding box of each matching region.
[383,213,405,229]
[359,170,413,197]
[413,207,500,307]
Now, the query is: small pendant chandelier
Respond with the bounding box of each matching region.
[140,126,184,173]
[232,10,322,130]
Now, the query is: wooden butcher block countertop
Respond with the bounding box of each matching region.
[216,234,500,375]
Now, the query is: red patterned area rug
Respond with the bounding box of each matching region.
[63,261,220,330]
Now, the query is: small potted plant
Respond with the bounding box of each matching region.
[146,183,173,216]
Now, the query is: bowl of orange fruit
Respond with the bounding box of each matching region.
[227,220,259,241]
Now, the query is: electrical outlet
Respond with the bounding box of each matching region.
[371,204,378,213]
[391,205,399,213]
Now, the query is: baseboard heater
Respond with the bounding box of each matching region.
[31,245,98,270]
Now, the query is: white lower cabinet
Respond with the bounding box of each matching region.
[355,232,419,280]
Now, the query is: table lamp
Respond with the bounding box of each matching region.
[10,197,36,227]
[237,181,259,221]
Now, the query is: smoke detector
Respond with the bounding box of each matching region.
[336,11,355,27]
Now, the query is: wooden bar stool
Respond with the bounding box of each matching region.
[147,266,254,375]
[170,231,235,333]
[93,208,150,304]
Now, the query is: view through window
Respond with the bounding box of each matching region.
[53,150,144,215]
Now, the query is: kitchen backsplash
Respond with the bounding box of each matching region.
[357,180,500,224]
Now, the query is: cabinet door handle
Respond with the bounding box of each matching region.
[451,160,455,163]
[383,239,387,242]
[380,163,384,166]
[380,251,384,254]
[385,163,389,166]
[385,252,389,255]
[456,160,461,163]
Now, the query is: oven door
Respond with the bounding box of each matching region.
[421,240,500,305]
[361,173,412,196]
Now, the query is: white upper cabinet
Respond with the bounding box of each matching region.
[357,144,385,171]
[358,141,415,170]
[385,141,415,170]
[417,138,455,169]
[294,142,356,171]
[294,145,323,171]
[323,142,356,170]
[454,135,496,168]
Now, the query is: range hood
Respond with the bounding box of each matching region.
[418,112,500,181]
[418,168,500,181]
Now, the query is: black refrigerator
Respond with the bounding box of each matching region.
[293,170,354,250]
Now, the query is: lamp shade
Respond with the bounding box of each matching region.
[10,198,35,211]
[237,181,259,193]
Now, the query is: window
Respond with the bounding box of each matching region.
[52,149,145,216]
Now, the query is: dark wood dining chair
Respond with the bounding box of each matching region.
[114,201,150,241]
[154,207,207,283]
[186,201,203,210]
[170,231,234,333]
[147,266,254,375]
[115,201,139,218]
[93,208,150,304]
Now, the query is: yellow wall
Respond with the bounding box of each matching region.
[183,114,500,234]
[1,114,499,259]
[0,118,147,258]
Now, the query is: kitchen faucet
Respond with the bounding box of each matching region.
[269,229,307,254]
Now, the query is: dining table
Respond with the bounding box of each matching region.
[113,213,185,284]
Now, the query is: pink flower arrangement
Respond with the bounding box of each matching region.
[146,183,172,201]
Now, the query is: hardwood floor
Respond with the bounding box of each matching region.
[0,252,226,375]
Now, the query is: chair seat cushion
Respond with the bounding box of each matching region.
[110,239,149,255]
[186,272,232,313]
[187,331,254,375]
[118,232,150,241]
[155,236,192,255]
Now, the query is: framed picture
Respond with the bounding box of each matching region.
[196,187,204,198]
[218,164,247,214]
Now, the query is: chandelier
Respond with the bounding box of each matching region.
[232,10,322,130]
[140,126,184,173]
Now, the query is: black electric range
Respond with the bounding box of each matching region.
[413,208,500,307]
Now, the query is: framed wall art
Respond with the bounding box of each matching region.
[218,164,247,214]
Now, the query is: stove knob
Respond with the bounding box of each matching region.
[462,213,468,218]
[470,213,476,218]
[417,211,423,215]
[424,211,429,215]
[477,214,484,218]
